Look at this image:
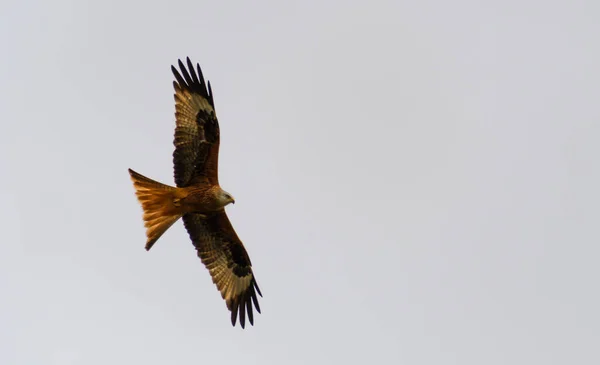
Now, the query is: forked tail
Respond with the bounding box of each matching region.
[128,168,182,250]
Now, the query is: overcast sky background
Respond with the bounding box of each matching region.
[1,0,599,364]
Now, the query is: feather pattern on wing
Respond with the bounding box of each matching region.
[172,58,220,187]
[182,212,262,328]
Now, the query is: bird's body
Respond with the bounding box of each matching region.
[128,58,261,328]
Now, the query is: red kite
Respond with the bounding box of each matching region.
[128,58,261,328]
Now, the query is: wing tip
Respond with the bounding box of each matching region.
[171,57,213,107]
[228,279,262,329]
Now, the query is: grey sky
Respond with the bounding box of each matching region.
[2,0,599,364]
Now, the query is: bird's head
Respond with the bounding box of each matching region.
[216,188,235,207]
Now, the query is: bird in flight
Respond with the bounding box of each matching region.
[128,58,262,328]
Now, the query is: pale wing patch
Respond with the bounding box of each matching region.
[200,240,254,300]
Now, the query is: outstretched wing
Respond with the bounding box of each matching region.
[182,212,262,328]
[171,58,220,187]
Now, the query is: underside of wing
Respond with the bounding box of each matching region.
[182,212,262,328]
[171,58,220,187]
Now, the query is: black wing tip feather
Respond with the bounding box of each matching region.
[171,57,214,107]
[230,278,262,329]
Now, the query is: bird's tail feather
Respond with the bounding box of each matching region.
[128,168,182,250]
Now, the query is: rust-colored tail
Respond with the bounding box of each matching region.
[128,168,182,251]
